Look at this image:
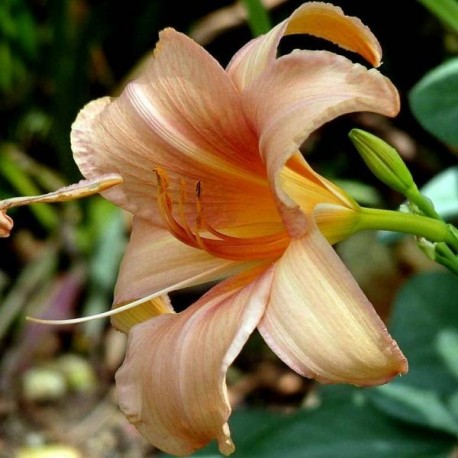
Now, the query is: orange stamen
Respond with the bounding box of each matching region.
[154,168,288,261]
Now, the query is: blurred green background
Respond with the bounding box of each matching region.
[1,0,458,456]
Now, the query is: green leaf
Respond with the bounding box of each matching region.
[0,42,13,91]
[447,390,458,420]
[367,272,458,432]
[16,5,38,59]
[79,200,127,339]
[189,387,454,457]
[389,271,458,392]
[409,57,458,146]
[0,148,59,230]
[436,328,458,379]
[241,0,272,36]
[419,166,458,221]
[373,383,458,435]
[418,0,458,34]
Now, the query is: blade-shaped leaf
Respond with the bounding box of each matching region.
[367,272,458,433]
[409,57,458,146]
[190,386,454,457]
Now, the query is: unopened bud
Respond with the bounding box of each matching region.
[349,129,416,195]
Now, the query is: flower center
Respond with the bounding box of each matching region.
[155,167,289,261]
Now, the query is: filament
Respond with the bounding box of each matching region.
[154,168,288,261]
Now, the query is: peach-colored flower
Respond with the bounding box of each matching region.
[70,2,407,455]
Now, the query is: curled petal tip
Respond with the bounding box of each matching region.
[285,2,384,67]
[349,350,408,388]
[217,424,235,456]
[228,1,384,90]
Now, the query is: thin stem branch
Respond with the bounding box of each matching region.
[355,207,458,250]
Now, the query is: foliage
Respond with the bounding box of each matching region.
[409,0,458,146]
[409,58,458,147]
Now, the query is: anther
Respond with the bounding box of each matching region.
[154,169,288,261]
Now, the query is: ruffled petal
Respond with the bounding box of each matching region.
[111,216,253,330]
[227,2,382,90]
[71,29,274,229]
[258,228,408,386]
[115,265,273,456]
[242,50,399,236]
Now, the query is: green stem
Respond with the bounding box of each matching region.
[436,254,458,275]
[355,207,458,250]
[405,187,441,219]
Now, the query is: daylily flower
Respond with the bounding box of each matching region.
[70,2,408,455]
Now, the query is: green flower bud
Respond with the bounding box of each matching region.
[349,129,416,195]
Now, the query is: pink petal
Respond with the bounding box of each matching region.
[115,266,273,456]
[242,50,399,236]
[71,29,274,230]
[227,2,382,90]
[112,216,254,330]
[258,228,408,386]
